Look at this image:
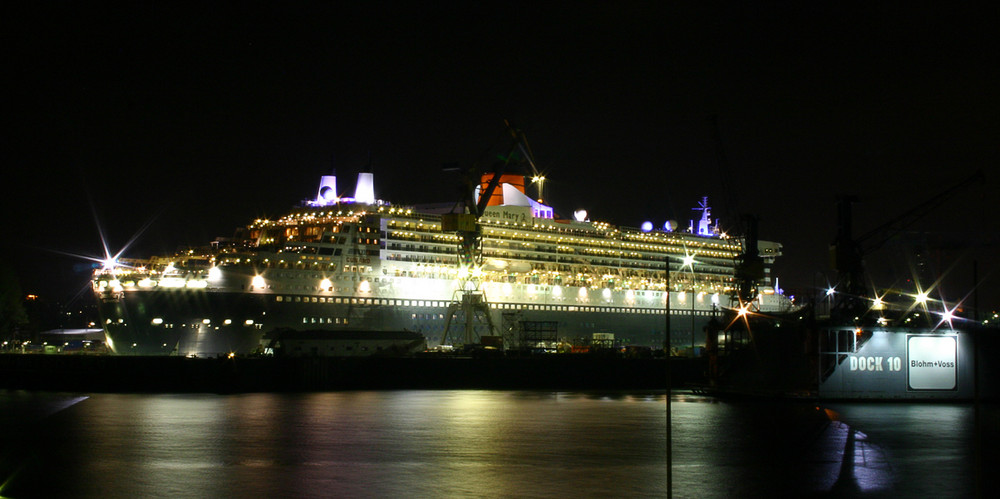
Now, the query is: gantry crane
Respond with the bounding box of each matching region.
[440,122,539,346]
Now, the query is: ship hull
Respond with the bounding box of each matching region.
[99,287,731,356]
[99,290,269,356]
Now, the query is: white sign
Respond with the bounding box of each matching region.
[907,335,957,390]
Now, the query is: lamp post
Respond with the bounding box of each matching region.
[665,256,672,353]
[681,252,697,354]
[664,254,672,499]
[691,290,697,351]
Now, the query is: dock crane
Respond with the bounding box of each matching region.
[507,122,546,203]
[830,169,985,322]
[439,122,539,346]
[711,116,764,308]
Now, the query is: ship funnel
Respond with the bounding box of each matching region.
[355,172,375,204]
[478,173,525,206]
[316,175,338,205]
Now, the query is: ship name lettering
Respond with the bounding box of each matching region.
[487,209,528,224]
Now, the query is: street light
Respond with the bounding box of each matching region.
[682,253,696,269]
[679,252,698,352]
[690,291,698,350]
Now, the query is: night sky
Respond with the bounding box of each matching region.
[5,3,999,313]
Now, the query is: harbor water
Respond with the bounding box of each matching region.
[1,390,997,497]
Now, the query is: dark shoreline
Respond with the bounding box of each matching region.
[6,352,996,401]
[0,354,695,393]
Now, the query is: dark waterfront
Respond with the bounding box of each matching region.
[1,390,996,498]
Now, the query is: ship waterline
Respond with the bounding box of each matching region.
[95,171,794,356]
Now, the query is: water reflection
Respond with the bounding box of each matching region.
[825,422,893,494]
[824,402,991,498]
[0,391,995,497]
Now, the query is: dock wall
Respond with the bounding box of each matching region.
[0,354,693,392]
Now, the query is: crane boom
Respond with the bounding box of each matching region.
[856,169,985,253]
[830,169,984,321]
[711,116,763,304]
[504,120,545,202]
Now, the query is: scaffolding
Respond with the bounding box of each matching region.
[520,320,559,351]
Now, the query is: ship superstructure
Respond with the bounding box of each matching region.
[94,172,794,356]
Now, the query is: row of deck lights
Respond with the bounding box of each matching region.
[485,231,731,259]
[384,214,731,254]
[104,264,735,310]
[147,318,254,327]
[483,225,731,251]
[270,208,736,258]
[392,223,734,263]
[104,260,693,292]
[253,208,380,229]
[244,269,722,304]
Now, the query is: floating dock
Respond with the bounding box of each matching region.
[818,326,995,400]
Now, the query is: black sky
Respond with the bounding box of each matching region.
[5,3,999,312]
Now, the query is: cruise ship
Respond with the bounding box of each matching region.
[93,171,795,356]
